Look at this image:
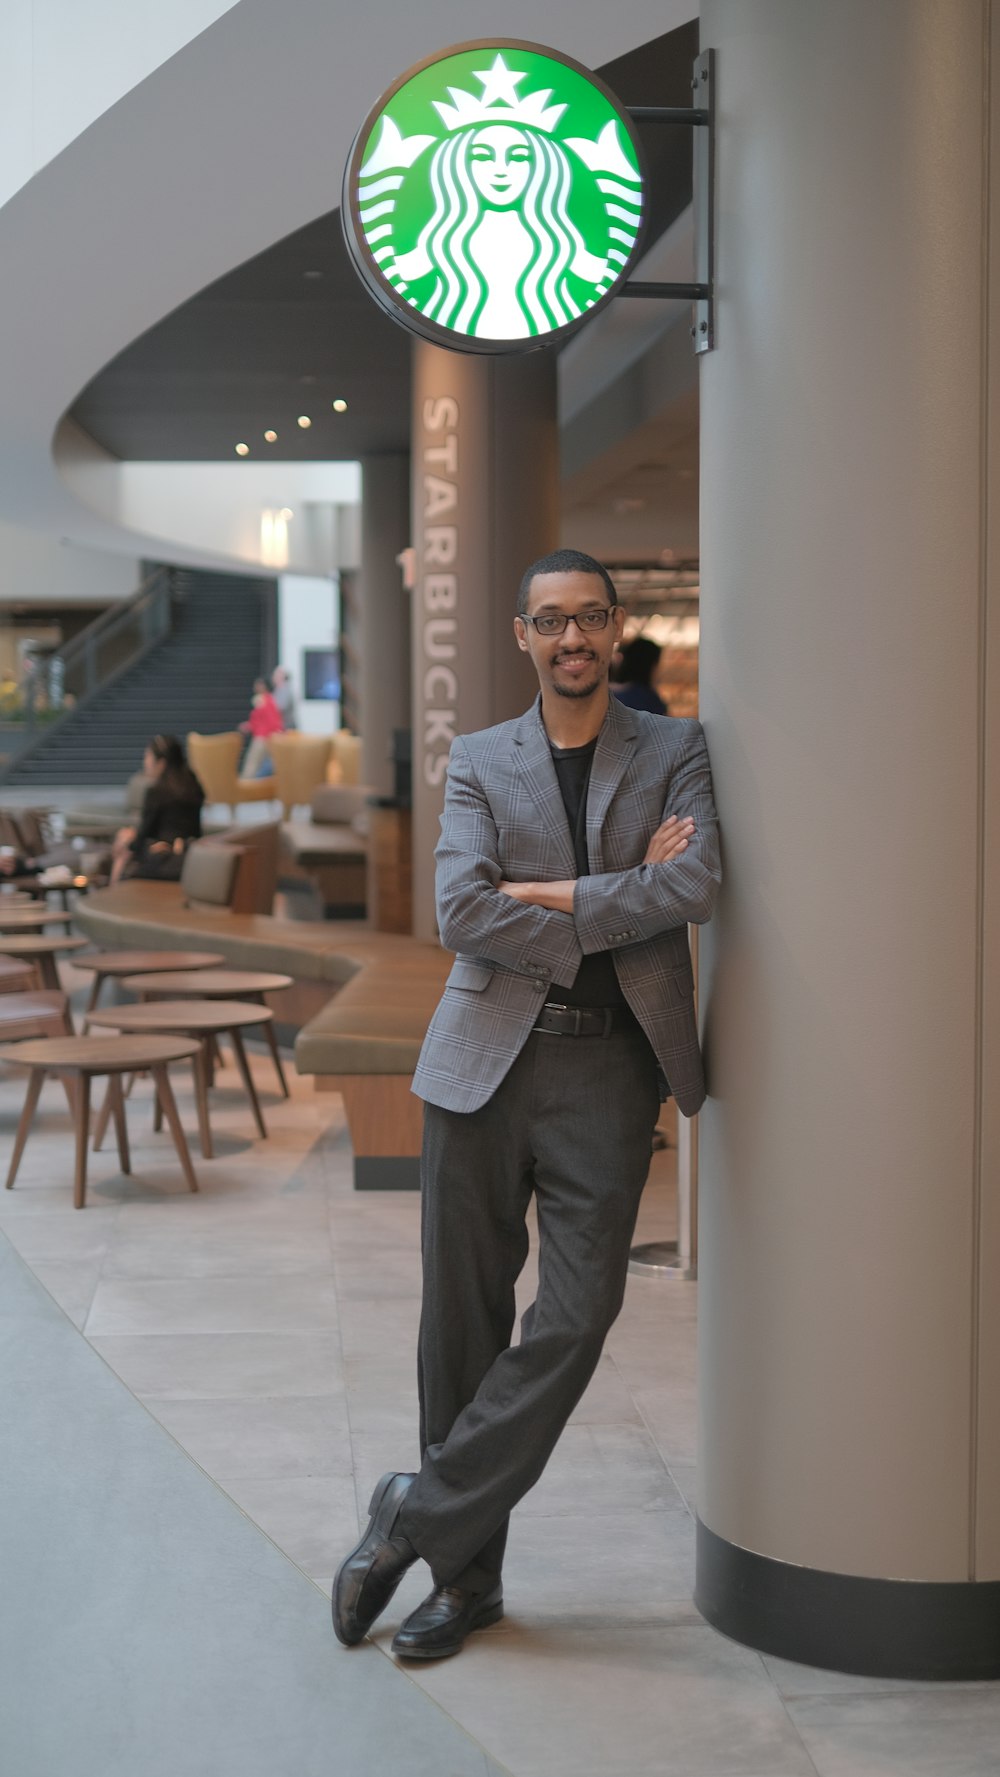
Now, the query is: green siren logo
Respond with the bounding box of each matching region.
[343,41,646,351]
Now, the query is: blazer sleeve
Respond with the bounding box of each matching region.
[572,721,721,953]
[435,737,583,985]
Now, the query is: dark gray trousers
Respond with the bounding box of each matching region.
[396,1024,661,1593]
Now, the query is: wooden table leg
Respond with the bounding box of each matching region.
[81,971,105,1034]
[255,995,289,1097]
[5,1067,45,1190]
[191,1046,213,1160]
[152,1087,164,1133]
[109,1073,131,1176]
[229,1027,267,1138]
[37,952,59,992]
[73,1071,91,1209]
[151,1064,199,1193]
[92,1082,112,1152]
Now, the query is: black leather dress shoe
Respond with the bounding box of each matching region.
[332,1472,418,1646]
[390,1582,504,1660]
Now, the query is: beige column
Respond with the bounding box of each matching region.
[359,454,410,799]
[696,0,1000,1675]
[410,342,558,941]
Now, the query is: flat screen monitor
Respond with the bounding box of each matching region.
[303,648,340,702]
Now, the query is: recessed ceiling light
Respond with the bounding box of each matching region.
[332,398,348,413]
[264,429,277,443]
[235,442,249,456]
[279,507,294,521]
[297,415,312,429]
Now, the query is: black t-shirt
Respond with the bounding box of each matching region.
[130,775,205,855]
[549,738,633,1012]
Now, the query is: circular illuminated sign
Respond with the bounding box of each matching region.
[343,40,647,353]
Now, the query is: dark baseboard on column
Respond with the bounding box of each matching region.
[695,1517,1000,1680]
[354,1157,421,1191]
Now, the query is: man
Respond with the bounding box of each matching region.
[333,547,720,1660]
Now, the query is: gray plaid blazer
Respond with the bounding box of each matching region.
[411,694,721,1116]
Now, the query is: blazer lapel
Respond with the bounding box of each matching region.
[513,698,577,878]
[586,696,639,872]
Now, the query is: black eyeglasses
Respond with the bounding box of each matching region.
[521,608,615,638]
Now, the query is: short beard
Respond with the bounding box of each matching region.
[552,675,602,700]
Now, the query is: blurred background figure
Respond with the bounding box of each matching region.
[239,676,284,778]
[271,665,297,731]
[110,733,204,883]
[612,635,668,716]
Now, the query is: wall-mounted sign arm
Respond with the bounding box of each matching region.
[625,107,710,126]
[619,282,709,301]
[622,49,715,352]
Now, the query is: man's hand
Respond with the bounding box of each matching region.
[643,815,695,865]
[499,879,575,913]
[498,816,694,909]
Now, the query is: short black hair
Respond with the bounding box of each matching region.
[619,636,661,684]
[518,548,617,616]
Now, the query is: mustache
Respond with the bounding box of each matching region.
[553,649,597,664]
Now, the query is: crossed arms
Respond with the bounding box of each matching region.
[434,725,721,987]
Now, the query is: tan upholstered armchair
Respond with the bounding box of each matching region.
[329,729,363,786]
[187,732,274,819]
[269,733,332,818]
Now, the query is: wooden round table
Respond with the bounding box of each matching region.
[0,932,88,990]
[124,969,293,1097]
[73,949,226,1029]
[87,1000,274,1156]
[0,904,75,933]
[0,1033,201,1208]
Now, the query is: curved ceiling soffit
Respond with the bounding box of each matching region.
[0,0,694,557]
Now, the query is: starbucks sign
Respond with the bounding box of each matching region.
[343,40,647,353]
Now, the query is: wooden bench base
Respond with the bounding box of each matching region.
[316,1074,422,1190]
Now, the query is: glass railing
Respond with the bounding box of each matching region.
[0,567,173,773]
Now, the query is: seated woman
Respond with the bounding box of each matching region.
[110,734,205,883]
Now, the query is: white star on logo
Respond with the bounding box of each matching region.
[473,54,528,109]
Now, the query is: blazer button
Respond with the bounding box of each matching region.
[534,980,547,992]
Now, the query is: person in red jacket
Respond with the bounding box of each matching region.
[239,677,283,777]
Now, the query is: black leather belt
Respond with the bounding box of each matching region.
[533,1003,623,1037]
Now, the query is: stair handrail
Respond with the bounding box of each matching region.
[1,566,175,776]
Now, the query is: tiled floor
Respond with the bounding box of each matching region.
[3,957,1000,1775]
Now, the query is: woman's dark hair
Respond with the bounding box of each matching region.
[517,548,617,615]
[149,733,199,798]
[618,636,662,686]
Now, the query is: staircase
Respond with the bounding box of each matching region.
[3,569,273,788]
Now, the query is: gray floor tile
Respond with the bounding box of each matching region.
[29,1260,104,1329]
[85,1274,339,1334]
[0,1209,118,1265]
[502,1508,698,1615]
[632,1384,700,1461]
[518,1422,680,1518]
[100,1219,334,1279]
[144,1394,353,1480]
[220,1473,361,1573]
[90,1331,343,1400]
[567,1353,644,1426]
[786,1688,1000,1775]
[391,1621,818,1777]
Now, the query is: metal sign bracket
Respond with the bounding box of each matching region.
[623,48,715,352]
